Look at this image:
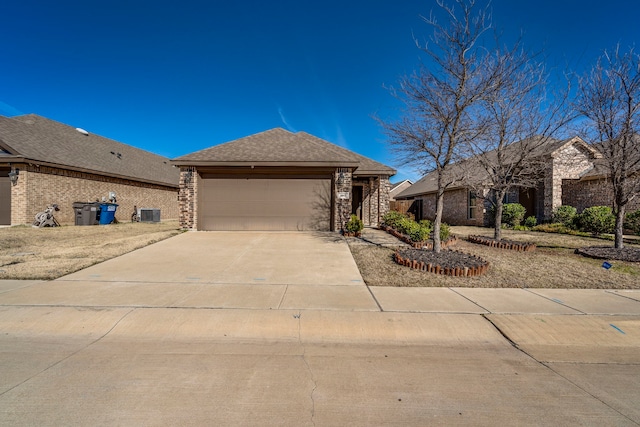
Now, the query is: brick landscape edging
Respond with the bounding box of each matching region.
[468,235,536,252]
[394,250,490,277]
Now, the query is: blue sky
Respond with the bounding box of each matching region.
[1,0,638,182]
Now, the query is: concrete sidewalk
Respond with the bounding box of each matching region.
[2,278,640,315]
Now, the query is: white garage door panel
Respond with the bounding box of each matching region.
[199,178,331,231]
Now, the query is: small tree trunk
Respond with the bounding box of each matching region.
[614,205,625,249]
[494,200,504,241]
[433,188,445,253]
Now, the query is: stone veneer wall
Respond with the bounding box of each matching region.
[353,175,392,227]
[10,163,178,225]
[378,176,392,224]
[543,145,593,220]
[178,167,198,230]
[562,176,640,213]
[333,168,353,231]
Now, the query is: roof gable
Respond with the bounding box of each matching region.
[172,128,396,176]
[0,114,179,187]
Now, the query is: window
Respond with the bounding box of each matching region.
[468,191,477,220]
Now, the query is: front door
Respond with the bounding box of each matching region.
[519,188,537,219]
[351,185,363,220]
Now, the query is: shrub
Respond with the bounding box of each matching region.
[382,211,405,229]
[524,216,537,228]
[552,205,577,227]
[406,221,429,242]
[502,203,526,227]
[418,219,432,230]
[344,214,363,233]
[574,206,615,235]
[624,209,640,236]
[532,223,572,234]
[439,223,451,241]
[396,217,414,235]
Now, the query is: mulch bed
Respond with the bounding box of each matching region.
[575,246,640,262]
[468,235,536,252]
[395,248,489,277]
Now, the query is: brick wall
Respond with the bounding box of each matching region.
[178,167,198,229]
[562,176,640,213]
[417,188,484,226]
[11,163,178,225]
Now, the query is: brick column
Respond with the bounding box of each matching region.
[178,167,198,230]
[333,168,352,232]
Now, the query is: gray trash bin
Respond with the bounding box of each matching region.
[72,202,100,226]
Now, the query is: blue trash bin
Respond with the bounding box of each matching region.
[98,203,118,224]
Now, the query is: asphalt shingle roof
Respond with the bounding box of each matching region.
[395,136,595,198]
[172,128,396,176]
[0,114,179,187]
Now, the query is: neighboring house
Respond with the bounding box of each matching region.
[0,114,180,226]
[562,149,640,213]
[395,136,603,225]
[172,128,396,231]
[389,179,413,201]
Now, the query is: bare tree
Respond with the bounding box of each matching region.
[381,0,503,252]
[575,47,640,249]
[465,48,571,240]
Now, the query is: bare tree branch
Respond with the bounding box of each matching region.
[574,46,640,249]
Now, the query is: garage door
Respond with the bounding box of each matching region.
[0,176,10,225]
[199,178,331,231]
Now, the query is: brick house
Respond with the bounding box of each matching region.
[172,128,395,231]
[395,136,603,225]
[0,114,179,226]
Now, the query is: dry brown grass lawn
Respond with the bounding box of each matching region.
[349,226,640,289]
[0,221,183,280]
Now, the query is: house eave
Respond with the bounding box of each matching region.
[170,160,361,169]
[1,158,179,188]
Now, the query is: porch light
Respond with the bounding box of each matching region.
[8,167,19,186]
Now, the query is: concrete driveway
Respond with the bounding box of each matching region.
[1,231,640,425]
[0,232,380,311]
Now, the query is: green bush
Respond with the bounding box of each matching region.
[396,217,414,235]
[552,205,577,227]
[574,206,615,235]
[344,214,364,233]
[418,219,432,230]
[524,216,537,228]
[406,221,429,242]
[439,223,451,241]
[382,211,405,229]
[502,203,526,227]
[624,209,640,236]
